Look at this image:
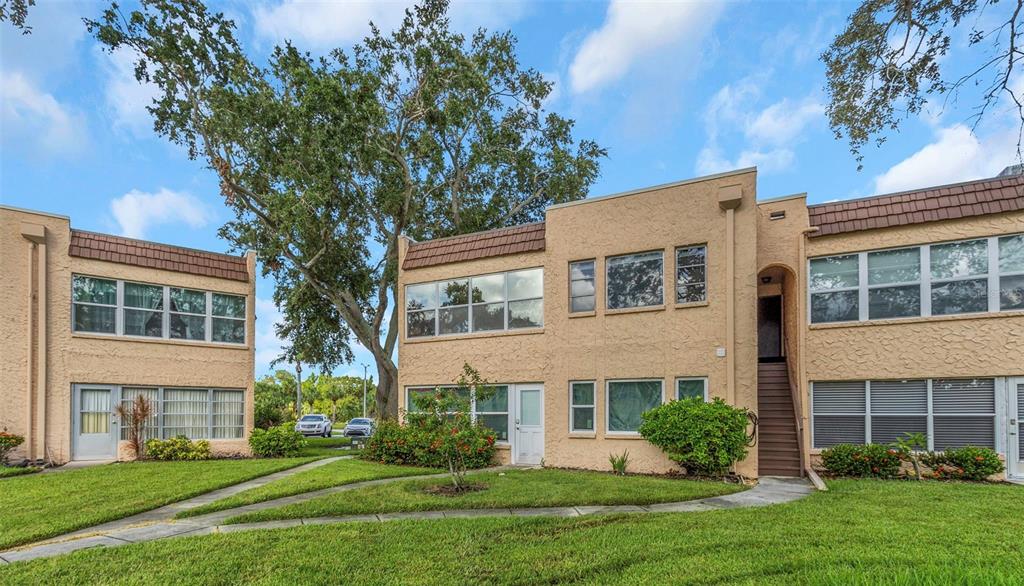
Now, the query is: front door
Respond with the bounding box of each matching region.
[73,385,116,460]
[514,385,544,465]
[1009,378,1024,479]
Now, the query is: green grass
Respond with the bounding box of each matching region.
[225,468,745,524]
[0,458,314,550]
[176,459,439,518]
[2,479,1022,584]
[297,436,361,458]
[0,466,41,479]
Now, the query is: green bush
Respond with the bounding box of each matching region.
[362,418,495,469]
[638,398,749,476]
[925,446,1003,481]
[0,430,25,465]
[820,443,902,478]
[144,436,211,461]
[249,424,306,457]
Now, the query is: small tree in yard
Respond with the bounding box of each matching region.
[409,364,497,491]
[639,398,750,477]
[891,431,928,480]
[114,395,154,459]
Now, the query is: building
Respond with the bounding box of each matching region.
[1,206,256,464]
[396,167,1024,479]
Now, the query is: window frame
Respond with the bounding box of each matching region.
[808,233,1024,324]
[71,275,247,345]
[403,385,511,444]
[569,380,596,433]
[568,259,597,313]
[605,378,664,436]
[605,250,665,310]
[674,244,708,304]
[675,377,709,401]
[118,386,245,440]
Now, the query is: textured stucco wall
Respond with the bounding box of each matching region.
[1,207,256,463]
[398,169,760,475]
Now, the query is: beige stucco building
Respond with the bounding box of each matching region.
[1,205,256,464]
[397,167,1024,480]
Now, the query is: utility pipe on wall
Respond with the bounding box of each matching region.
[718,185,744,405]
[20,223,46,462]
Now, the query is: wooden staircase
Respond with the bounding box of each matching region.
[757,361,802,477]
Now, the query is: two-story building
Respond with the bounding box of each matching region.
[1,205,256,464]
[397,167,1024,479]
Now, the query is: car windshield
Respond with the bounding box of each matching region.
[349,419,372,425]
[300,416,321,422]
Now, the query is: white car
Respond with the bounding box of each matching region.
[294,414,333,437]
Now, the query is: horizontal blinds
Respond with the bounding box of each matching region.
[869,380,927,413]
[933,379,996,413]
[934,416,994,450]
[813,416,865,447]
[812,381,866,413]
[120,387,159,441]
[1019,384,1024,457]
[870,416,927,444]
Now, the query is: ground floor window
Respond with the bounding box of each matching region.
[676,377,708,401]
[405,385,510,442]
[811,378,996,450]
[570,381,595,432]
[120,386,245,440]
[606,379,663,434]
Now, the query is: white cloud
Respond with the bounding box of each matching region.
[746,96,825,146]
[873,124,1017,193]
[255,297,287,371]
[109,188,212,239]
[100,47,160,137]
[568,0,724,94]
[0,70,88,157]
[697,146,795,176]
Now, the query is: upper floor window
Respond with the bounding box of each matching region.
[675,245,707,303]
[809,233,1024,324]
[71,275,246,345]
[569,260,596,312]
[606,251,663,310]
[406,268,543,339]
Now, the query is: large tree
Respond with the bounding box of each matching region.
[0,0,33,32]
[823,0,1024,167]
[88,0,604,418]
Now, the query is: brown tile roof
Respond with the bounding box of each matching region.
[808,174,1024,237]
[403,222,546,270]
[69,230,250,282]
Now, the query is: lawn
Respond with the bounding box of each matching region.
[225,468,745,524]
[0,458,315,551]
[2,479,1022,584]
[298,436,361,458]
[177,459,439,518]
[0,466,40,479]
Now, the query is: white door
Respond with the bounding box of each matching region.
[1009,378,1024,479]
[73,385,116,460]
[514,385,544,465]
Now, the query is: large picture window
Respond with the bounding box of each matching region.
[675,245,707,303]
[811,378,996,450]
[405,385,510,442]
[72,275,246,344]
[606,251,664,309]
[120,386,244,440]
[406,269,543,339]
[809,233,1024,323]
[606,379,663,434]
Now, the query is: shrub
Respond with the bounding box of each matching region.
[609,450,630,476]
[925,446,1003,481]
[363,418,496,470]
[249,424,306,458]
[145,436,211,461]
[820,443,902,478]
[638,398,749,476]
[0,429,25,465]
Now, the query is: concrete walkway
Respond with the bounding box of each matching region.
[0,472,811,565]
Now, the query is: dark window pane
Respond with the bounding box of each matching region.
[811,290,858,323]
[508,299,542,328]
[73,304,115,333]
[571,383,594,405]
[676,246,706,268]
[931,279,988,315]
[72,276,117,305]
[868,285,920,319]
[572,407,594,431]
[212,293,245,318]
[607,381,661,432]
[1001,274,1024,310]
[439,280,468,306]
[170,314,205,340]
[476,386,508,412]
[170,288,205,314]
[677,379,705,400]
[212,318,245,343]
[471,302,504,331]
[438,307,469,335]
[479,414,508,441]
[406,309,436,338]
[571,295,595,312]
[607,252,663,309]
[124,283,163,310]
[124,308,163,337]
[676,283,706,304]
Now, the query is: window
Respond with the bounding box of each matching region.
[606,251,664,309]
[675,245,707,303]
[119,386,244,440]
[404,385,509,442]
[405,268,543,339]
[570,381,595,432]
[676,377,708,401]
[72,275,246,344]
[809,234,1024,324]
[811,378,996,450]
[606,380,663,434]
[569,260,596,312]
[72,276,117,334]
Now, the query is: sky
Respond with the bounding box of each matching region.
[2,0,1020,379]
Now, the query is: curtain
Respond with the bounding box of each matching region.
[163,388,209,438]
[212,390,244,438]
[607,381,661,432]
[120,388,159,441]
[80,389,110,434]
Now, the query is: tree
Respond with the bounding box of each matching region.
[824,0,1024,167]
[1,0,33,32]
[254,370,297,429]
[114,394,154,459]
[87,0,605,419]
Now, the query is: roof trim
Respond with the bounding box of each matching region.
[404,220,544,247]
[546,167,756,212]
[71,229,244,261]
[806,175,1007,209]
[0,204,71,221]
[757,192,807,205]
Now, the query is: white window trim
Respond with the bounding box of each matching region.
[808,233,1024,324]
[674,244,708,304]
[569,380,596,432]
[675,376,709,401]
[605,378,664,436]
[606,250,665,310]
[72,275,247,345]
[568,260,596,313]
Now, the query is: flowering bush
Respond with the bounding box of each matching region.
[820,443,902,478]
[145,436,211,460]
[924,446,1003,481]
[638,398,750,476]
[0,429,25,465]
[249,424,306,457]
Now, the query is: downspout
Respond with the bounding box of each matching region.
[717,185,744,404]
[798,226,819,473]
[20,223,46,462]
[25,240,35,462]
[36,239,47,462]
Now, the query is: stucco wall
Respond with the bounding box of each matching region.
[1,207,256,463]
[398,169,760,475]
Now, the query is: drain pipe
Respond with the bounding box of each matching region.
[21,223,47,463]
[797,226,819,475]
[718,185,744,404]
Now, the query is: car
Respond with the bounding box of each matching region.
[294,414,333,437]
[342,417,375,438]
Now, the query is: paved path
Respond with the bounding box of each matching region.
[0,472,811,565]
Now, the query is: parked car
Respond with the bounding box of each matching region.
[294,414,333,437]
[342,418,376,438]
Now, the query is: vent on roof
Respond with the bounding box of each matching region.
[769,210,786,220]
[998,164,1024,177]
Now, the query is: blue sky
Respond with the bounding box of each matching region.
[2,0,1019,378]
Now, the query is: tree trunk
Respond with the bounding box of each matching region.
[375,358,399,420]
